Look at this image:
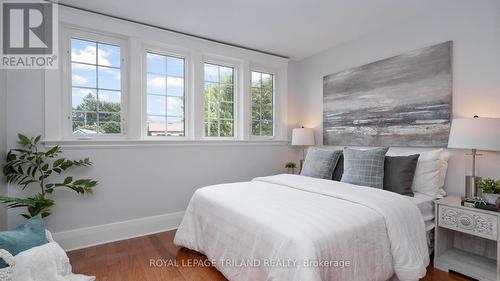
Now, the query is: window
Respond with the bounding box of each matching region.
[204,63,235,137]
[146,52,185,136]
[70,38,122,135]
[251,71,274,136]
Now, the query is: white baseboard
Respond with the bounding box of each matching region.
[52,211,185,251]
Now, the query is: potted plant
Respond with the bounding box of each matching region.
[1,134,98,218]
[285,162,297,174]
[477,178,500,205]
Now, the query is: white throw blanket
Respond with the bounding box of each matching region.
[11,242,95,281]
[174,174,429,281]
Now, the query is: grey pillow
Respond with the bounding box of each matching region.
[301,148,342,179]
[341,147,389,188]
[332,153,343,181]
[383,154,419,197]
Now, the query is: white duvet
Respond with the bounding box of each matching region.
[174,174,429,281]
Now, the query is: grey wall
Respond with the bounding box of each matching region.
[289,0,500,196]
[5,69,295,231]
[0,70,7,229]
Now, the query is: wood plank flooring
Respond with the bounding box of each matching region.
[67,230,473,281]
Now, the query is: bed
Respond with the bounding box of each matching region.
[174,174,430,281]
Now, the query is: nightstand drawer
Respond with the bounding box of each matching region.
[438,205,498,241]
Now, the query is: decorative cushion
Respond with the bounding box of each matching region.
[0,215,47,268]
[388,149,447,198]
[383,154,420,197]
[301,148,342,179]
[332,153,344,181]
[341,147,389,188]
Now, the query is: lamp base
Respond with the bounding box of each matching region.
[465,175,482,199]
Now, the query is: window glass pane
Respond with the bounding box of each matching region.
[147,73,166,95]
[147,115,166,136]
[97,43,120,67]
[262,121,273,136]
[72,112,98,134]
[167,96,184,117]
[146,52,185,137]
[251,71,274,137]
[98,66,121,90]
[167,117,184,136]
[98,90,121,109]
[219,102,233,119]
[147,53,166,75]
[71,39,96,64]
[72,63,96,88]
[252,121,260,136]
[220,120,233,137]
[72,87,97,111]
[220,66,233,84]
[70,37,122,136]
[251,71,261,87]
[220,84,233,102]
[147,95,166,116]
[204,63,235,137]
[167,77,184,97]
[204,64,219,82]
[262,104,273,120]
[262,73,272,88]
[167,56,184,77]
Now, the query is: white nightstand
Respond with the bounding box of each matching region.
[434,196,499,281]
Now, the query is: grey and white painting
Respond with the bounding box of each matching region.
[323,41,452,147]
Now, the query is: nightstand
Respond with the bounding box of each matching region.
[434,196,499,281]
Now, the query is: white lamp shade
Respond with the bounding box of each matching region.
[448,117,500,151]
[291,128,315,146]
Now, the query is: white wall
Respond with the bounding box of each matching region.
[289,0,500,196]
[0,70,7,229]
[5,7,296,248]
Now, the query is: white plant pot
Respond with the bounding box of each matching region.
[483,193,500,205]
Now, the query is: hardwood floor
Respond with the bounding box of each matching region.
[67,230,473,281]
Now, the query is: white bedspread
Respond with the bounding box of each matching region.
[174,174,429,281]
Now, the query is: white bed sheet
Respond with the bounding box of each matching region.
[408,192,436,231]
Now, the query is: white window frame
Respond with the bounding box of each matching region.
[141,44,191,140]
[202,57,241,140]
[249,69,276,140]
[249,64,283,140]
[60,26,129,140]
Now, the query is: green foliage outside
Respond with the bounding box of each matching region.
[73,93,121,134]
[204,74,234,137]
[251,73,273,136]
[1,134,97,218]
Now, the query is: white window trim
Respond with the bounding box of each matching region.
[202,56,242,140]
[141,44,191,140]
[44,15,289,147]
[60,25,129,140]
[249,69,276,140]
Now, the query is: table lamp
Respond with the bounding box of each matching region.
[291,127,315,171]
[448,116,500,199]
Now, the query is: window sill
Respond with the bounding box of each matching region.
[43,139,290,149]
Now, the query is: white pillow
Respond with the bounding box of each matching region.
[387,149,448,198]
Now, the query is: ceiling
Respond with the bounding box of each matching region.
[58,0,438,60]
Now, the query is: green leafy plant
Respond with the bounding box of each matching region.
[477,178,500,194]
[285,162,297,169]
[1,134,98,218]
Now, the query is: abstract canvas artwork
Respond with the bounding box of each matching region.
[323,41,452,147]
